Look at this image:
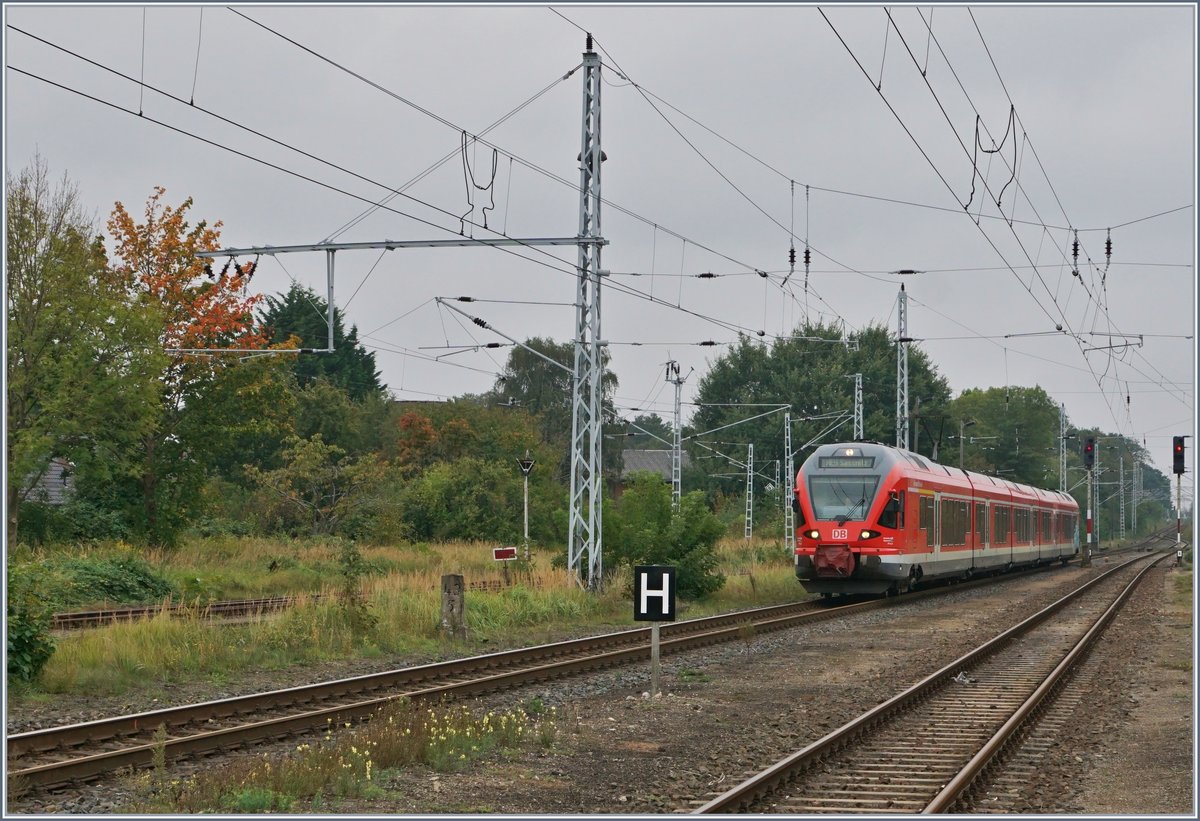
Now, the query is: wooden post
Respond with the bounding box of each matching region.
[439,574,467,640]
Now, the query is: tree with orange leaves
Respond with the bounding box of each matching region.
[107,187,273,544]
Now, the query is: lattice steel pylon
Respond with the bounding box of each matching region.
[744,443,755,540]
[853,374,864,440]
[666,361,689,510]
[896,284,909,450]
[567,37,605,590]
[1059,403,1068,492]
[783,412,795,552]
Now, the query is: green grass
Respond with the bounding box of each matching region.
[10,536,804,701]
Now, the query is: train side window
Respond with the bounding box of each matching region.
[878,491,903,529]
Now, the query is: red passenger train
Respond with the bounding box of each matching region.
[793,441,1080,596]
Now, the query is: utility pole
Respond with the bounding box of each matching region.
[1119,457,1126,541]
[744,443,754,541]
[896,284,909,450]
[1059,404,1067,492]
[666,360,690,511]
[959,418,976,469]
[1132,461,1140,535]
[783,412,795,553]
[567,34,605,590]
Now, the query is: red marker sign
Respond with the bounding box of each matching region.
[493,546,518,561]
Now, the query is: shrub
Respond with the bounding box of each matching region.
[40,551,178,609]
[603,472,726,598]
[7,564,55,682]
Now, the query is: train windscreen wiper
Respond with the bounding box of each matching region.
[837,497,867,527]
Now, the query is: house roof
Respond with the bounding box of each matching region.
[621,449,690,480]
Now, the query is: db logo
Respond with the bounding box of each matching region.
[831,528,849,540]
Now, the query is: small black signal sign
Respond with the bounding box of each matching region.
[1173,436,1186,475]
[633,565,676,622]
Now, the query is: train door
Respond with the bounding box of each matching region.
[934,493,941,556]
[917,491,935,556]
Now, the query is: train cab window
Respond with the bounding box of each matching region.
[807,475,880,522]
[877,491,903,529]
[791,493,806,528]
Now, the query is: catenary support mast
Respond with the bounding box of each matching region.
[896,284,909,450]
[567,35,605,590]
[784,412,795,552]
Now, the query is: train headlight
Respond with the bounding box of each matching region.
[859,529,880,540]
[805,529,820,540]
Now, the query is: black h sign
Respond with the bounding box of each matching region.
[633,565,676,621]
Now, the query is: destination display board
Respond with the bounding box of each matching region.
[818,456,875,469]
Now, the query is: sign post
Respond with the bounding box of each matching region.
[516,455,535,561]
[493,546,517,586]
[633,565,676,696]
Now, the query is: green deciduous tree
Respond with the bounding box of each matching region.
[603,472,726,598]
[948,386,1060,485]
[690,321,951,499]
[490,337,620,482]
[6,156,162,541]
[245,434,385,536]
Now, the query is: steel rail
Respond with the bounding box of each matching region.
[923,551,1166,813]
[692,549,1167,813]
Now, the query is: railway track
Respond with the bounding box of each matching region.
[50,574,532,630]
[15,530,1172,797]
[49,596,309,630]
[691,549,1168,814]
[8,563,1067,794]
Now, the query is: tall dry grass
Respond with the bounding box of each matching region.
[28,536,802,698]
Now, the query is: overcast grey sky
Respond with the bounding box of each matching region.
[4,3,1196,490]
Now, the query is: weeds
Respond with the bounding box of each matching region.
[127,699,557,813]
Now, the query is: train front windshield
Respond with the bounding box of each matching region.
[808,475,880,521]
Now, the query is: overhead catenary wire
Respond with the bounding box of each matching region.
[9,53,791,348]
[820,8,1133,437]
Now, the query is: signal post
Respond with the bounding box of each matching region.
[1082,437,1095,567]
[1173,436,1188,547]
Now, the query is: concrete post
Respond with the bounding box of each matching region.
[440,574,467,640]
